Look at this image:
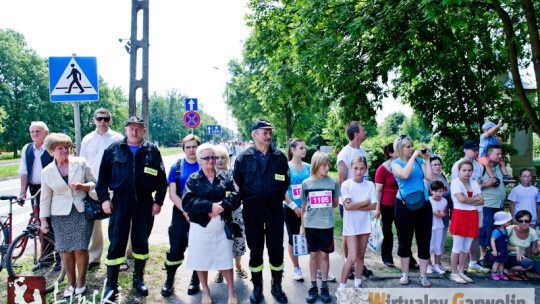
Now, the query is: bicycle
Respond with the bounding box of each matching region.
[4,190,66,293]
[0,193,19,272]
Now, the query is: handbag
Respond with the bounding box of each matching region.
[224,219,243,240]
[84,194,110,221]
[399,159,426,211]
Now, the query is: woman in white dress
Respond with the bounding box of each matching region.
[183,143,241,304]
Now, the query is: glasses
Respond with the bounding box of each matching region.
[518,219,531,224]
[95,116,111,122]
[201,156,218,161]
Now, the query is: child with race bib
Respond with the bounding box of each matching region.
[301,152,340,304]
[337,156,377,302]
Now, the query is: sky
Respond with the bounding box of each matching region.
[0,0,409,129]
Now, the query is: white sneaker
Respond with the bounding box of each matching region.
[426,264,434,274]
[433,265,446,274]
[468,263,490,273]
[353,287,369,302]
[63,286,74,298]
[336,288,351,304]
[292,267,303,281]
[317,269,337,282]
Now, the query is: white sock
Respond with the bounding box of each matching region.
[339,283,347,289]
[354,278,362,288]
[469,260,477,266]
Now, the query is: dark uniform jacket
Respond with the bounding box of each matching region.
[96,138,167,205]
[183,169,240,227]
[232,145,290,206]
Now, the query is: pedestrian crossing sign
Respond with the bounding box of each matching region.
[48,56,99,102]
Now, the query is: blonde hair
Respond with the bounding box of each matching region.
[44,133,72,154]
[351,156,368,168]
[213,144,230,170]
[310,152,331,176]
[393,135,413,158]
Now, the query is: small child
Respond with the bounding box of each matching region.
[337,156,376,302]
[508,168,540,228]
[427,181,448,274]
[301,152,340,304]
[477,121,511,181]
[486,211,513,280]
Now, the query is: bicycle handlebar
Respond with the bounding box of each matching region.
[0,189,41,203]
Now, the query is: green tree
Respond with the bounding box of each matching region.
[380,112,407,137]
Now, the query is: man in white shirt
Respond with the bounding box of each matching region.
[336,121,371,279]
[80,108,123,270]
[450,140,490,273]
[19,121,56,270]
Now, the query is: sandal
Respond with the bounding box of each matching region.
[119,262,129,271]
[399,274,409,285]
[202,296,213,304]
[507,274,523,281]
[438,264,447,272]
[450,274,467,284]
[519,271,530,281]
[214,272,224,283]
[235,268,248,279]
[383,261,395,268]
[458,273,473,283]
[420,276,431,288]
[227,298,238,304]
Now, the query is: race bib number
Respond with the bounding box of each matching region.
[292,184,302,200]
[308,191,332,208]
[144,167,157,176]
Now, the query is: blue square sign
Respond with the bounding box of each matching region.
[48,57,99,102]
[185,98,198,111]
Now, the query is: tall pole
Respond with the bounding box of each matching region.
[72,53,81,155]
[128,0,150,136]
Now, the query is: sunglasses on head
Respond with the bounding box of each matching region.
[95,116,111,122]
[518,219,531,223]
[201,156,218,161]
[398,135,407,139]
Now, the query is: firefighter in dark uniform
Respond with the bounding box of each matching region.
[161,134,201,297]
[96,116,168,302]
[233,119,290,304]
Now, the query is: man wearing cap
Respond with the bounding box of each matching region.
[96,116,168,302]
[233,119,290,304]
[450,140,490,273]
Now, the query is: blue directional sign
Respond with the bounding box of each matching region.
[49,57,99,102]
[185,98,198,111]
[206,125,222,135]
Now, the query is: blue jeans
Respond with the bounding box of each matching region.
[478,206,503,247]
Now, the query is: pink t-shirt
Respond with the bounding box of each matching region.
[375,164,398,206]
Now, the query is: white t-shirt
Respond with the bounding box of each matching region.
[18,143,48,185]
[451,178,482,211]
[337,144,368,205]
[451,158,484,212]
[508,184,540,222]
[429,197,448,229]
[341,179,377,236]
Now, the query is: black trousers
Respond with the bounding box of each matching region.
[243,204,284,271]
[105,195,154,265]
[394,198,433,260]
[380,204,396,263]
[165,206,190,265]
[283,206,301,246]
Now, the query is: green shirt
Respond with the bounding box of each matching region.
[301,175,341,229]
[481,163,505,209]
[506,225,538,256]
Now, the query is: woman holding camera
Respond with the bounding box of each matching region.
[390,135,434,287]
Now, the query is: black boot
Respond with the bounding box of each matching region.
[161,264,179,297]
[101,265,120,304]
[187,271,200,295]
[133,259,149,296]
[271,270,288,303]
[250,271,264,304]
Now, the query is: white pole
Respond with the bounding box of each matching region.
[72,53,81,156]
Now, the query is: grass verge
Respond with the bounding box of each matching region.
[0,164,19,178]
[159,147,183,156]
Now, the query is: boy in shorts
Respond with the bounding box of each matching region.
[301,152,340,303]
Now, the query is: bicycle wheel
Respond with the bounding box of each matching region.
[6,231,65,293]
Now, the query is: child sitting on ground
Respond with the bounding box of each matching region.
[477,120,512,182]
[427,181,448,274]
[486,211,513,280]
[508,169,540,228]
[301,152,340,304]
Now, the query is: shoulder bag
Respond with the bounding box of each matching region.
[400,159,426,211]
[84,194,110,221]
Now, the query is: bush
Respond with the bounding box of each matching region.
[304,145,318,164]
[361,136,395,180]
[328,152,338,171]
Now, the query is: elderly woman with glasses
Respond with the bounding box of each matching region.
[390,135,434,287]
[183,143,241,304]
[504,210,540,280]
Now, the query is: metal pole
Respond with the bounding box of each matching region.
[72,53,81,156]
